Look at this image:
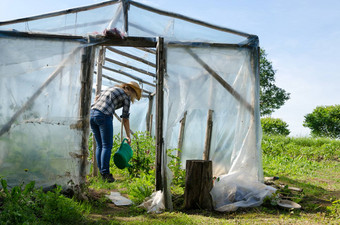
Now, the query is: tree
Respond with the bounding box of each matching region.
[259,49,290,116]
[303,105,340,138]
[261,117,290,136]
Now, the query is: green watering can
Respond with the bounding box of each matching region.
[113,138,133,169]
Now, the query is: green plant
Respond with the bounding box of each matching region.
[326,199,340,219]
[126,132,156,177]
[126,172,154,204]
[303,105,340,138]
[167,148,186,188]
[261,117,290,136]
[0,179,89,224]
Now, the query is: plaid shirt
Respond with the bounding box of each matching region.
[91,87,131,118]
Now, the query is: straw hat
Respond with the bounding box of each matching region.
[125,81,142,100]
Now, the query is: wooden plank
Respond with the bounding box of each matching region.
[92,47,104,177]
[100,36,157,47]
[203,110,213,160]
[146,95,154,135]
[107,47,156,68]
[105,57,156,77]
[177,111,187,165]
[102,65,156,87]
[79,46,95,186]
[185,48,254,114]
[184,160,213,210]
[101,73,152,95]
[155,37,165,191]
[136,47,156,54]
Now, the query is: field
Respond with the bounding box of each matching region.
[1,134,339,224]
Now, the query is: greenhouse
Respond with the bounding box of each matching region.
[0,0,274,212]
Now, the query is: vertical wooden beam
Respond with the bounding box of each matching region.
[122,0,129,33]
[177,111,187,166]
[146,94,154,135]
[92,47,104,177]
[155,37,165,191]
[79,45,95,186]
[203,110,213,160]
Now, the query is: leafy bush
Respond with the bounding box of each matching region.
[261,117,290,136]
[303,105,340,138]
[127,132,156,177]
[0,179,89,224]
[126,172,155,204]
[167,148,186,188]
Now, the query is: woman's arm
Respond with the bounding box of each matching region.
[122,118,131,145]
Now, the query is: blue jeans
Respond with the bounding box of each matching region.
[90,109,113,175]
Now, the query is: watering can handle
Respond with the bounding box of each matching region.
[122,138,128,144]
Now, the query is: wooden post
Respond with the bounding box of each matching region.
[203,110,213,160]
[146,94,154,135]
[92,46,104,177]
[177,111,187,166]
[155,37,165,191]
[184,160,213,210]
[79,45,95,186]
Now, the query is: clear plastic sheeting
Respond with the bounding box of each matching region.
[128,4,248,44]
[0,2,123,36]
[0,0,264,212]
[0,36,86,188]
[210,172,276,212]
[164,46,261,178]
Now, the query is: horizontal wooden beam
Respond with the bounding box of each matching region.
[136,47,156,54]
[102,65,156,87]
[107,47,156,68]
[105,57,156,78]
[99,36,157,47]
[102,74,152,95]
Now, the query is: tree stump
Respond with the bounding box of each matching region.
[184,160,213,210]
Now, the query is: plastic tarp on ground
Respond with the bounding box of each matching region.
[0,0,275,211]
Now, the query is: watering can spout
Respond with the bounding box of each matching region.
[113,138,133,169]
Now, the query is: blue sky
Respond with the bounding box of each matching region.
[1,0,339,136]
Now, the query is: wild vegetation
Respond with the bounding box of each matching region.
[1,132,339,224]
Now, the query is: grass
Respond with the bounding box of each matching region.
[1,135,339,224]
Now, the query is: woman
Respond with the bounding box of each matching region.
[90,81,141,182]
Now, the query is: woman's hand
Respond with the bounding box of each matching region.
[126,137,131,145]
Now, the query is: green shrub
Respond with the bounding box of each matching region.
[127,132,156,177]
[0,179,89,224]
[261,117,290,136]
[303,105,340,138]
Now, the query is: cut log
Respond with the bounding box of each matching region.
[184,160,213,210]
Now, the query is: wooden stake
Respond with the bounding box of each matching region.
[146,94,154,135]
[155,37,165,191]
[177,111,187,165]
[79,46,95,186]
[92,46,104,177]
[203,110,213,160]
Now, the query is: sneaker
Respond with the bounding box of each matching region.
[101,173,115,183]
